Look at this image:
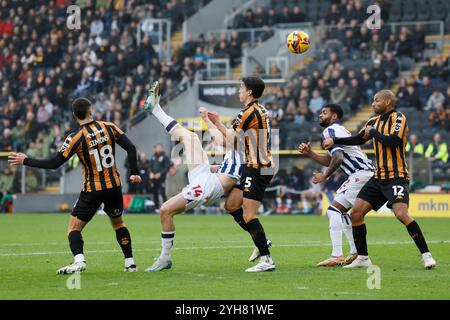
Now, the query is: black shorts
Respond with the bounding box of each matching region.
[238,167,273,202]
[357,177,410,211]
[72,187,123,222]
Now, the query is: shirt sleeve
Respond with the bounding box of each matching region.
[390,112,407,139]
[232,108,254,132]
[111,123,125,141]
[322,128,344,154]
[59,131,82,159]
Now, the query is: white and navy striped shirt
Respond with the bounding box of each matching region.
[217,150,243,183]
[321,122,374,176]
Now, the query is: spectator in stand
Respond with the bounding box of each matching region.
[254,7,267,28]
[417,76,434,106]
[426,89,445,111]
[419,58,433,79]
[383,34,398,55]
[291,6,306,23]
[0,129,13,152]
[428,103,447,131]
[279,6,292,24]
[382,52,399,87]
[406,134,425,158]
[266,8,278,27]
[366,33,383,59]
[360,68,375,102]
[268,102,284,121]
[445,87,450,109]
[425,133,449,171]
[330,78,348,107]
[412,23,426,61]
[309,90,326,115]
[346,78,362,114]
[397,32,413,58]
[371,58,386,91]
[326,3,341,25]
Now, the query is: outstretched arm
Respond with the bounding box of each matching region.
[333,133,369,146]
[199,107,226,147]
[369,129,402,147]
[298,142,331,167]
[9,152,67,169]
[117,135,138,175]
[310,150,344,184]
[207,111,240,148]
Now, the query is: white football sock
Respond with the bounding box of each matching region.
[260,255,274,264]
[160,231,174,260]
[286,198,292,209]
[153,104,179,133]
[124,257,135,267]
[74,253,85,263]
[276,197,282,207]
[302,197,309,210]
[327,206,343,257]
[341,212,357,254]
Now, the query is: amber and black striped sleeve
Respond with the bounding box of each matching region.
[23,153,67,169]
[333,118,375,146]
[333,132,368,146]
[116,134,139,176]
[368,129,403,147]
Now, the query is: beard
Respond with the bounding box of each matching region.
[319,119,329,127]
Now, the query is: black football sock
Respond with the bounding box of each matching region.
[229,208,249,232]
[406,220,429,254]
[68,231,84,256]
[246,219,270,256]
[116,227,133,259]
[352,224,368,256]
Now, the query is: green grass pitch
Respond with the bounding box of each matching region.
[0,213,449,300]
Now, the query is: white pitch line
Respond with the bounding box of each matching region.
[0,240,448,257]
[0,239,328,248]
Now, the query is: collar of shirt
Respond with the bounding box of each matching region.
[245,99,259,109]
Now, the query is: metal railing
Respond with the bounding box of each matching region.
[137,18,172,61]
[207,58,231,79]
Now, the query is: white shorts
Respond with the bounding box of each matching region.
[334,170,373,209]
[182,163,225,211]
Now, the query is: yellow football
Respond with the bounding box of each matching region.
[287,30,310,54]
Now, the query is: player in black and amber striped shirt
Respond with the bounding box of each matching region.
[60,119,126,192]
[208,76,275,272]
[231,100,273,170]
[323,90,436,269]
[356,110,408,180]
[8,97,143,274]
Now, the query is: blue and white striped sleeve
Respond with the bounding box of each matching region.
[323,128,343,154]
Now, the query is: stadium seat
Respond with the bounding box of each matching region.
[417,4,431,20]
[307,6,319,22]
[388,5,402,22]
[401,5,417,21]
[446,15,450,33]
[398,57,414,71]
[430,3,447,20]
[318,2,331,19]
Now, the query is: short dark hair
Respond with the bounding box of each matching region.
[72,97,92,120]
[322,103,344,120]
[242,76,265,99]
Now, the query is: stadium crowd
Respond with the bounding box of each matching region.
[0,0,211,157]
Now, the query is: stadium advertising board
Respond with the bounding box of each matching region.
[198,79,285,108]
